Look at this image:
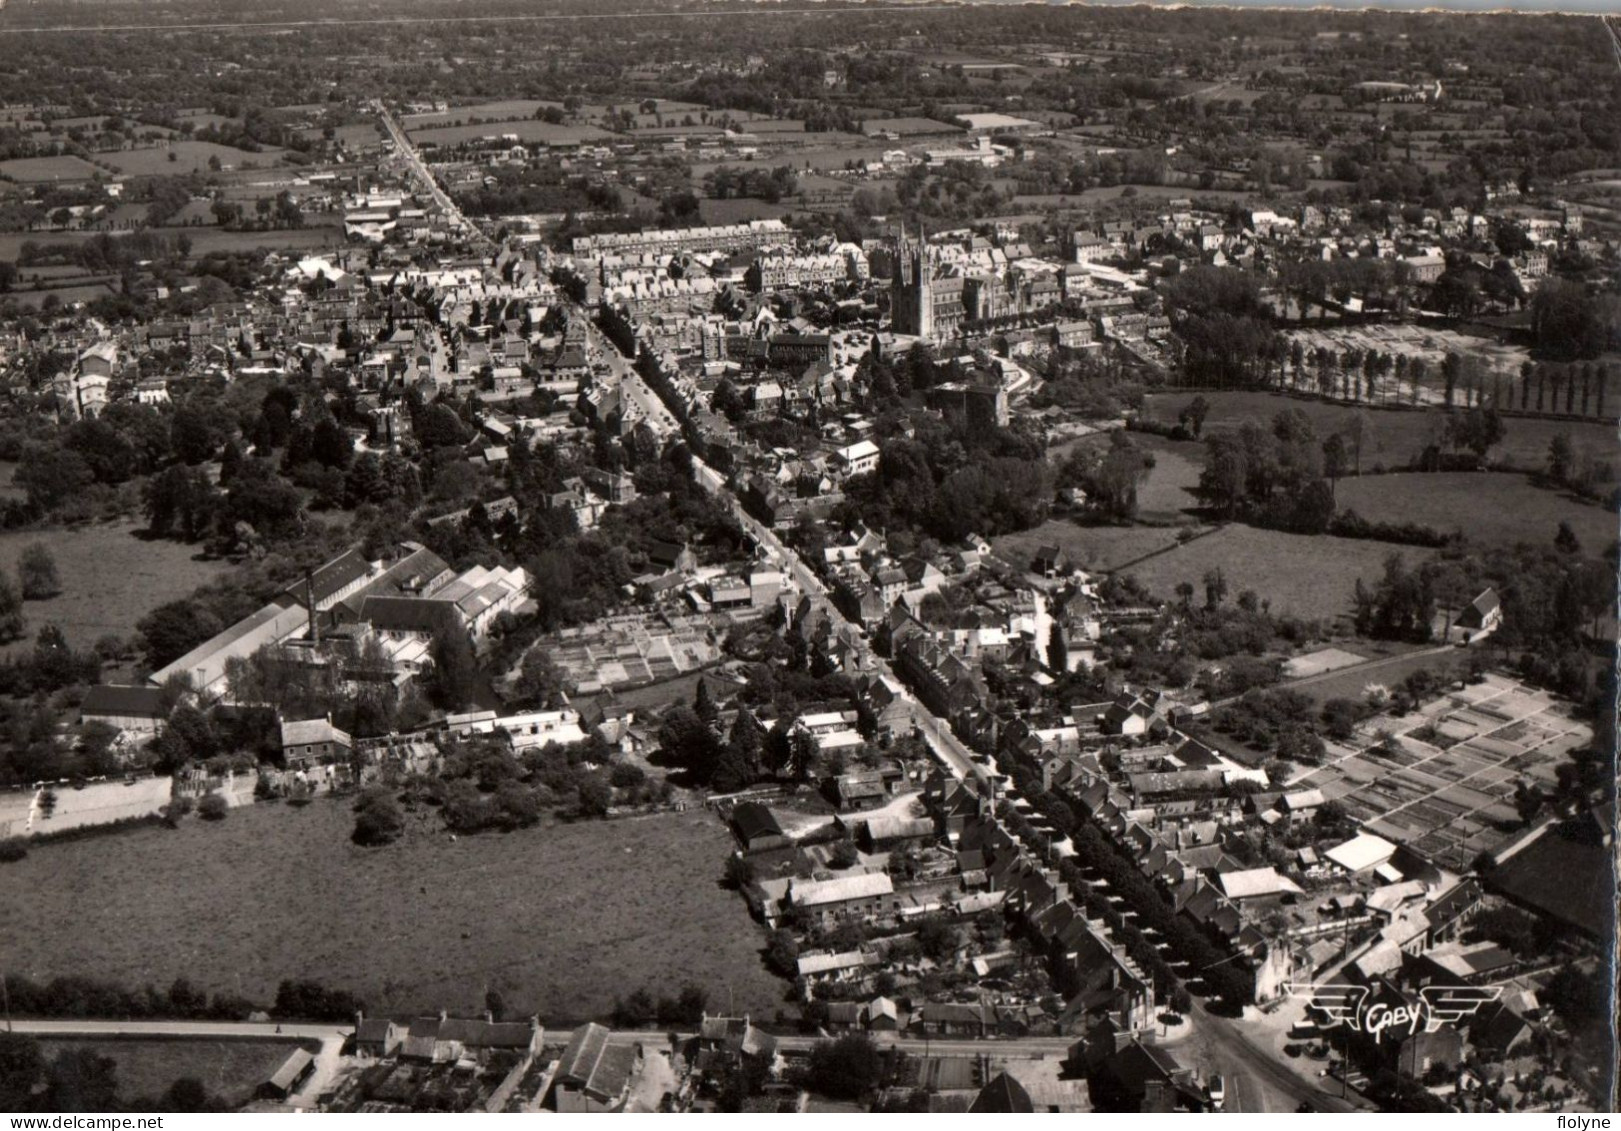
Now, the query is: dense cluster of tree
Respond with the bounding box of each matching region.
[367,731,669,837]
[1056,431,1154,522]
[1162,266,1286,389]
[0,971,259,1024]
[1529,278,1621,362]
[702,164,799,203]
[838,397,1050,544]
[608,983,708,1029]
[1032,347,1148,419]
[795,1034,886,1101]
[352,786,405,846]
[456,165,623,218]
[1196,408,1336,533]
[1356,536,1613,678]
[273,978,366,1022]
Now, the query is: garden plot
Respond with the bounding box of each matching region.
[1296,674,1592,870]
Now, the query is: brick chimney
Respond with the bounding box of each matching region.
[305,569,320,644]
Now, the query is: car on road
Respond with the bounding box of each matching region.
[1207,1074,1225,1110]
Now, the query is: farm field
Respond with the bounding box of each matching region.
[0,155,102,183]
[0,799,788,1025]
[1140,390,1620,475]
[296,123,381,147]
[0,224,343,265]
[5,284,116,309]
[1332,472,1616,554]
[1012,184,1263,208]
[0,519,230,655]
[784,140,887,171]
[1286,646,1463,708]
[1119,524,1433,620]
[97,141,286,176]
[175,111,239,130]
[401,100,560,128]
[171,225,345,255]
[35,1039,305,1107]
[994,519,1203,575]
[409,120,614,147]
[699,197,794,224]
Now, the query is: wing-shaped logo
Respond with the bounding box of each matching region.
[1285,982,1368,1030]
[1418,984,1501,1032]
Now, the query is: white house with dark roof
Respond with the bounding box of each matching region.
[281,718,353,767]
[1454,587,1501,640]
[833,438,880,478]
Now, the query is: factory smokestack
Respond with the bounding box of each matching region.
[305,569,320,645]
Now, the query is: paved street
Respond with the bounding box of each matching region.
[573,302,985,785]
[1181,1001,1367,1113]
[8,1017,1073,1062]
[690,444,981,784]
[373,102,491,251]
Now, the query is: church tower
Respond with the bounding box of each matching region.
[892,223,933,340]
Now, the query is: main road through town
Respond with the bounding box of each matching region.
[373,101,492,253]
[564,295,984,786]
[1183,1001,1367,1113]
[7,1017,1069,1061]
[8,1014,1362,1110]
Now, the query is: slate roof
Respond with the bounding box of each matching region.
[265,1047,314,1093]
[360,596,463,635]
[970,1072,1034,1113]
[556,1022,635,1101]
[81,684,167,719]
[731,801,783,843]
[278,549,373,609]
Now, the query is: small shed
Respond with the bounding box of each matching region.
[258,1047,315,1101]
[731,801,789,852]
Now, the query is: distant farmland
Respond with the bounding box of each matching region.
[409,120,614,147]
[98,141,286,176]
[401,99,561,128]
[0,224,342,265]
[995,521,1202,575]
